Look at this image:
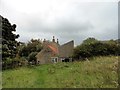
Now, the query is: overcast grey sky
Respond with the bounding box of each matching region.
[0,0,118,45]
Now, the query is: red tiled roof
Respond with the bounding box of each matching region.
[48,45,58,54]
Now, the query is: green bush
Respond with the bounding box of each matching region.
[28,52,38,64]
[73,38,119,60]
[18,39,43,57]
[2,58,17,70]
[2,57,28,70]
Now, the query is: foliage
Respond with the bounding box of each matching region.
[16,39,43,65]
[83,37,98,45]
[73,38,119,60]
[2,56,118,88]
[1,15,19,60]
[28,52,38,63]
[18,39,43,58]
[2,57,28,70]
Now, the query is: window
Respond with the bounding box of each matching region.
[37,61,40,64]
[55,58,57,62]
[51,59,54,63]
[61,58,65,62]
[51,57,58,63]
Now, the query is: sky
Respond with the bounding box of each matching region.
[0,0,118,45]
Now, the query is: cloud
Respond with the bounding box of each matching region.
[0,0,118,45]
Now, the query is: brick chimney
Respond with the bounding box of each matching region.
[52,36,55,42]
[57,39,59,44]
[43,38,46,43]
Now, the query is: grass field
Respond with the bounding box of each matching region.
[2,56,118,88]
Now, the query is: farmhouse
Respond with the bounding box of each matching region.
[36,36,74,64]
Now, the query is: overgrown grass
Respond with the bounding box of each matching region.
[2,56,118,88]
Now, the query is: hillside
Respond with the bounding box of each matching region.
[2,56,118,88]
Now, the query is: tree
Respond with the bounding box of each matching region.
[83,37,98,45]
[73,37,119,60]
[1,15,19,61]
[18,39,43,63]
[28,52,38,64]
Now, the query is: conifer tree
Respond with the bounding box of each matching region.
[1,15,19,61]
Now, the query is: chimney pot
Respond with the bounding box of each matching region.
[52,36,55,42]
[57,39,59,44]
[43,38,46,42]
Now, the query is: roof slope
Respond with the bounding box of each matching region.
[59,40,74,57]
[48,44,59,54]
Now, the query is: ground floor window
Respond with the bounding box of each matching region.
[51,57,58,63]
[37,61,40,64]
[60,57,73,62]
[61,58,65,62]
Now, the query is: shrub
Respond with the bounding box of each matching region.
[18,39,43,57]
[2,57,28,70]
[28,52,38,64]
[73,38,119,60]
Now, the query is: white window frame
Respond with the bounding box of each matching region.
[51,57,58,63]
[61,58,65,62]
